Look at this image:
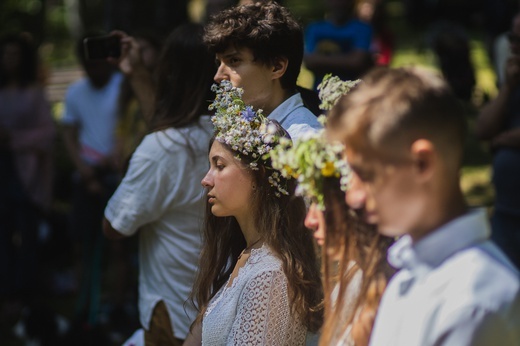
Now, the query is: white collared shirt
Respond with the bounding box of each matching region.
[105,117,213,339]
[369,208,520,346]
[268,93,322,140]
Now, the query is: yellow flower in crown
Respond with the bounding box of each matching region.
[269,130,350,210]
[283,165,298,179]
[321,162,336,177]
[209,80,289,197]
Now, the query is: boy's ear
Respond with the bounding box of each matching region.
[271,57,288,80]
[410,139,435,180]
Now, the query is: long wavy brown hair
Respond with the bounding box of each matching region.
[319,177,394,346]
[191,121,324,333]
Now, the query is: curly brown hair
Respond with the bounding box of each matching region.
[203,1,304,91]
[190,121,324,333]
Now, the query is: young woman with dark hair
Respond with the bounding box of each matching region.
[184,81,323,345]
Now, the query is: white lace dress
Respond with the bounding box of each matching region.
[202,245,307,345]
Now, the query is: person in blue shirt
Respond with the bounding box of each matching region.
[304,0,374,90]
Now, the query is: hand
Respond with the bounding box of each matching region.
[505,56,520,88]
[107,30,144,76]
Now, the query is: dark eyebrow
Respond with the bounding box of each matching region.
[210,154,224,165]
[220,50,239,59]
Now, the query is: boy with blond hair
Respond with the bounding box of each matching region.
[332,66,520,345]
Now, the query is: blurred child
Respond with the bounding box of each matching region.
[337,66,520,345]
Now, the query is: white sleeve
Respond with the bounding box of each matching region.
[227,269,306,345]
[435,306,520,346]
[104,152,174,236]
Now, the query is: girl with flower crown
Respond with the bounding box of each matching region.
[269,75,394,346]
[183,82,323,345]
[308,171,394,346]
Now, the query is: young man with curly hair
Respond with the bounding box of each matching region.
[203,1,322,140]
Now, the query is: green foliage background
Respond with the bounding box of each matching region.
[0,0,497,207]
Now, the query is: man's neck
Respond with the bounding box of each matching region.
[262,88,294,115]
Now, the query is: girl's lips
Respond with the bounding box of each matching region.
[208,195,215,204]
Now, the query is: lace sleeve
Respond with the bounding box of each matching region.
[227,269,306,345]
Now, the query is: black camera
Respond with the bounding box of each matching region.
[83,35,121,61]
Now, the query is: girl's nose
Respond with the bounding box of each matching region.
[304,204,319,231]
[201,172,212,188]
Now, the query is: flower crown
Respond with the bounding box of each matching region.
[269,75,360,210]
[317,74,361,111]
[209,80,289,197]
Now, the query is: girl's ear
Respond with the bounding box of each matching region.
[271,57,288,80]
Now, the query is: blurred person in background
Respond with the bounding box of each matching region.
[356,0,394,67]
[304,0,374,90]
[0,32,55,318]
[429,22,476,103]
[476,11,520,270]
[115,29,163,174]
[60,32,123,328]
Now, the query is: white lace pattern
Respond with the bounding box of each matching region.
[202,245,307,345]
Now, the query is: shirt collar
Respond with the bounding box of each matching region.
[388,208,491,276]
[268,92,303,123]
